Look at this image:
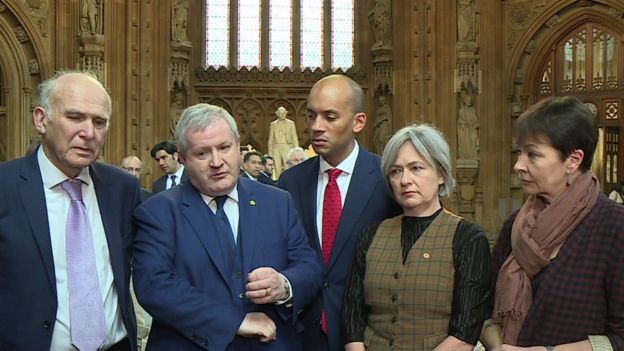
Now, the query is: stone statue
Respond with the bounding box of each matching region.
[80,0,102,34]
[458,0,477,42]
[169,91,185,138]
[369,0,391,49]
[268,106,299,177]
[457,93,479,160]
[172,0,189,42]
[373,95,392,155]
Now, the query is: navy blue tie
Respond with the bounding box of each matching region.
[215,196,236,250]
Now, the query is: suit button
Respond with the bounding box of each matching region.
[393,272,399,279]
[42,320,51,329]
[391,295,397,302]
[323,282,329,288]
[238,293,244,299]
[234,272,242,278]
[391,316,397,323]
[389,339,394,346]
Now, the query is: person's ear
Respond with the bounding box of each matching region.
[173,152,179,162]
[177,151,186,164]
[566,149,584,173]
[32,107,47,135]
[352,112,367,134]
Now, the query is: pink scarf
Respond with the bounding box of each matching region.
[493,171,599,344]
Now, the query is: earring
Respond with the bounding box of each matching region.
[566,171,572,186]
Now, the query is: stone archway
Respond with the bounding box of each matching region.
[0,1,51,160]
[502,0,624,199]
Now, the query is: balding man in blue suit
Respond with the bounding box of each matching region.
[133,103,322,350]
[279,75,401,351]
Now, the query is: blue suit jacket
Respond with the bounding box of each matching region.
[278,148,401,351]
[152,169,188,193]
[133,178,323,350]
[0,151,140,350]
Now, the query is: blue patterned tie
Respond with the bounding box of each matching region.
[169,174,177,189]
[61,179,106,351]
[215,196,236,250]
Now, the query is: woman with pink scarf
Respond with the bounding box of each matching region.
[482,96,624,351]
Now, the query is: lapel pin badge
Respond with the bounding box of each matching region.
[249,200,256,206]
[423,252,430,259]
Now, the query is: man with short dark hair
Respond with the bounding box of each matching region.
[150,140,187,193]
[240,151,263,181]
[258,154,277,186]
[279,74,400,351]
[0,71,139,350]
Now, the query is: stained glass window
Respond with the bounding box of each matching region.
[205,0,230,67]
[238,0,261,68]
[331,0,354,69]
[300,0,323,68]
[269,0,292,69]
[205,0,355,70]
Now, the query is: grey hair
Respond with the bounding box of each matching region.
[174,103,240,153]
[381,123,455,197]
[286,146,307,162]
[38,70,110,118]
[314,74,364,114]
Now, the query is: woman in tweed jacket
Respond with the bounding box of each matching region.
[342,124,491,351]
[482,96,624,351]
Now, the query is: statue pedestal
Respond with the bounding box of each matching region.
[78,34,104,55]
[456,159,479,220]
[78,34,105,81]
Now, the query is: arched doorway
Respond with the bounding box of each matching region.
[533,20,624,192]
[0,1,50,161]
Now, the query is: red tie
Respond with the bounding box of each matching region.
[321,168,342,333]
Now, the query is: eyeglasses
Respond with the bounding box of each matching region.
[122,166,142,174]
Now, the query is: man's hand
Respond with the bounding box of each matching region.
[237,312,276,343]
[245,267,288,304]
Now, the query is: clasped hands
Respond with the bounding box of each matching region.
[237,267,289,343]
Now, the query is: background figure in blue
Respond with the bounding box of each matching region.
[0,71,139,350]
[278,74,401,351]
[133,103,323,350]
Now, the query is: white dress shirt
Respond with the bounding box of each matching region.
[166,165,185,189]
[38,148,127,350]
[315,141,359,246]
[200,188,240,244]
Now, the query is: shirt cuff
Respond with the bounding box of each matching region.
[275,273,293,306]
[588,335,613,351]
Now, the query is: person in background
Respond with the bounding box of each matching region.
[0,70,139,350]
[150,140,187,193]
[259,154,278,186]
[133,103,323,350]
[240,151,263,181]
[121,155,152,202]
[278,74,401,351]
[284,146,307,171]
[481,96,624,351]
[343,123,491,351]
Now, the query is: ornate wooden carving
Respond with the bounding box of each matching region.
[195,66,367,85]
[78,34,105,82]
[455,0,481,221]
